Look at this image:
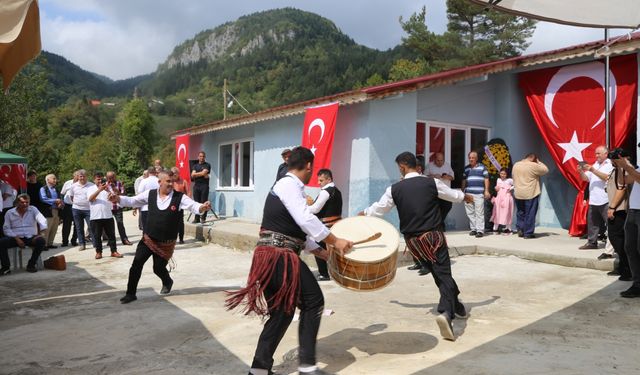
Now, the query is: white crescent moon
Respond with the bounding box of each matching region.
[177,144,187,160]
[544,61,617,129]
[308,118,325,142]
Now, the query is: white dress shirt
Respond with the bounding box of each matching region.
[427,162,455,187]
[134,175,144,195]
[586,159,614,206]
[308,182,335,214]
[1,181,15,210]
[364,172,465,217]
[137,176,159,211]
[87,185,113,220]
[61,179,74,205]
[119,189,203,216]
[3,206,47,238]
[273,173,331,252]
[67,182,95,210]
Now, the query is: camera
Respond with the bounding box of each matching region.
[101,178,107,184]
[608,148,629,160]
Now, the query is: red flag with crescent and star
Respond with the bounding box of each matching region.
[519,54,637,235]
[301,102,339,187]
[175,134,191,191]
[0,163,27,192]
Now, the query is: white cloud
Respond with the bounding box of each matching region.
[526,21,631,55]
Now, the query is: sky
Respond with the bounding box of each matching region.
[39,0,631,80]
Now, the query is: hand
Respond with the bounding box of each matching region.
[484,191,491,200]
[306,195,314,205]
[583,163,592,171]
[107,192,120,203]
[357,210,365,216]
[132,208,138,216]
[463,194,474,203]
[332,238,353,256]
[607,208,615,219]
[15,237,25,248]
[200,201,212,213]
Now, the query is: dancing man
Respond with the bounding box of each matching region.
[359,151,473,341]
[111,170,211,304]
[226,146,352,375]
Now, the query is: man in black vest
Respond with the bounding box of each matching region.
[39,174,63,249]
[191,151,211,224]
[359,152,473,341]
[307,168,342,281]
[111,170,211,304]
[226,147,352,375]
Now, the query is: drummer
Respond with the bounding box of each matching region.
[226,146,353,375]
[358,151,473,341]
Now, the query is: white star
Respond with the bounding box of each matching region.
[310,145,317,154]
[557,131,591,163]
[179,161,184,168]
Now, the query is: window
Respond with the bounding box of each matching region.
[418,121,490,188]
[218,139,254,189]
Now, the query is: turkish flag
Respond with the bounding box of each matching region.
[301,102,339,187]
[519,54,637,235]
[175,134,191,191]
[0,163,27,192]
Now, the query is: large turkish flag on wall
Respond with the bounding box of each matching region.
[301,102,339,187]
[175,134,191,191]
[0,163,27,192]
[519,54,637,235]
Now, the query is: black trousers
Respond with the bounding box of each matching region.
[624,209,640,288]
[112,208,129,242]
[609,211,630,277]
[439,200,453,232]
[60,204,76,244]
[90,218,117,253]
[0,235,46,268]
[140,211,148,233]
[126,240,172,296]
[252,258,324,371]
[192,184,209,222]
[314,240,329,277]
[423,245,461,320]
[178,210,184,242]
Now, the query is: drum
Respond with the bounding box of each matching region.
[328,216,400,291]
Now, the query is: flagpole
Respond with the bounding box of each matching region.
[223,78,228,120]
[604,29,611,148]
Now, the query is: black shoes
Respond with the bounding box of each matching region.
[418,268,431,276]
[597,253,613,260]
[316,275,330,281]
[407,262,421,271]
[620,286,640,298]
[26,265,37,273]
[120,294,137,304]
[454,302,469,319]
[578,243,599,250]
[475,232,484,238]
[607,270,621,276]
[517,230,524,238]
[523,234,536,239]
[160,280,174,295]
[0,267,11,276]
[469,231,477,236]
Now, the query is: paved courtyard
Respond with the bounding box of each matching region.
[0,212,638,374]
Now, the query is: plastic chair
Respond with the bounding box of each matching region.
[10,247,44,270]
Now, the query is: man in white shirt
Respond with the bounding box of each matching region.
[66,169,95,251]
[0,179,16,237]
[136,167,159,233]
[427,152,457,231]
[87,172,123,260]
[578,146,614,249]
[0,193,48,274]
[60,172,78,246]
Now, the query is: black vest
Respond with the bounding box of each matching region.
[391,176,442,237]
[40,185,60,217]
[146,189,184,241]
[316,185,342,219]
[261,183,306,241]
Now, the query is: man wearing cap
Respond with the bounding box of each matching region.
[276,149,291,182]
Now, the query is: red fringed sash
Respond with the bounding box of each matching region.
[405,230,446,263]
[143,234,176,261]
[225,246,301,316]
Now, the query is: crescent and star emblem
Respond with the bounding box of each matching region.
[177,144,187,168]
[544,62,617,164]
[307,118,325,155]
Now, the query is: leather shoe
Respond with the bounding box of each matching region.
[618,275,632,281]
[122,240,133,246]
[475,232,484,238]
[26,265,37,273]
[597,253,613,260]
[578,243,599,250]
[620,286,640,298]
[111,251,124,258]
[95,253,102,259]
[407,262,421,270]
[120,294,137,304]
[469,231,477,236]
[454,302,469,319]
[61,242,69,247]
[316,275,330,281]
[607,270,621,276]
[160,280,174,295]
[517,230,524,238]
[435,313,455,341]
[418,268,431,276]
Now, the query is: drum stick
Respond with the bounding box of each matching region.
[352,232,382,245]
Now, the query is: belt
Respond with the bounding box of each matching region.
[321,216,342,228]
[257,231,304,253]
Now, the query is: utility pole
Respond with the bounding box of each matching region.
[223,79,228,120]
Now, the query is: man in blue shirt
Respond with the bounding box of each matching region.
[462,151,490,238]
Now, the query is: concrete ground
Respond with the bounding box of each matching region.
[0,212,638,375]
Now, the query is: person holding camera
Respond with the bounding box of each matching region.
[611,149,640,298]
[604,150,632,280]
[87,172,123,260]
[578,146,613,250]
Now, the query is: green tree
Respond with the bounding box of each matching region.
[116,99,155,191]
[389,58,428,81]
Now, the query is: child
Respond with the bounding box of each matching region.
[491,168,514,234]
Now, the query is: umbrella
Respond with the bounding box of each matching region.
[469,0,640,29]
[0,0,41,93]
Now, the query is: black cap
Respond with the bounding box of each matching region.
[281,149,291,155]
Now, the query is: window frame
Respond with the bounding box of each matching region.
[418,120,491,165]
[216,138,254,191]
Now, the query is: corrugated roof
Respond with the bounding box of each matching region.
[173,32,640,137]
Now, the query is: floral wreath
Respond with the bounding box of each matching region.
[481,139,512,177]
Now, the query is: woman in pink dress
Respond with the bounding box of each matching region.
[491,168,514,234]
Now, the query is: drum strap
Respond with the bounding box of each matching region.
[405,230,446,263]
[321,216,342,228]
